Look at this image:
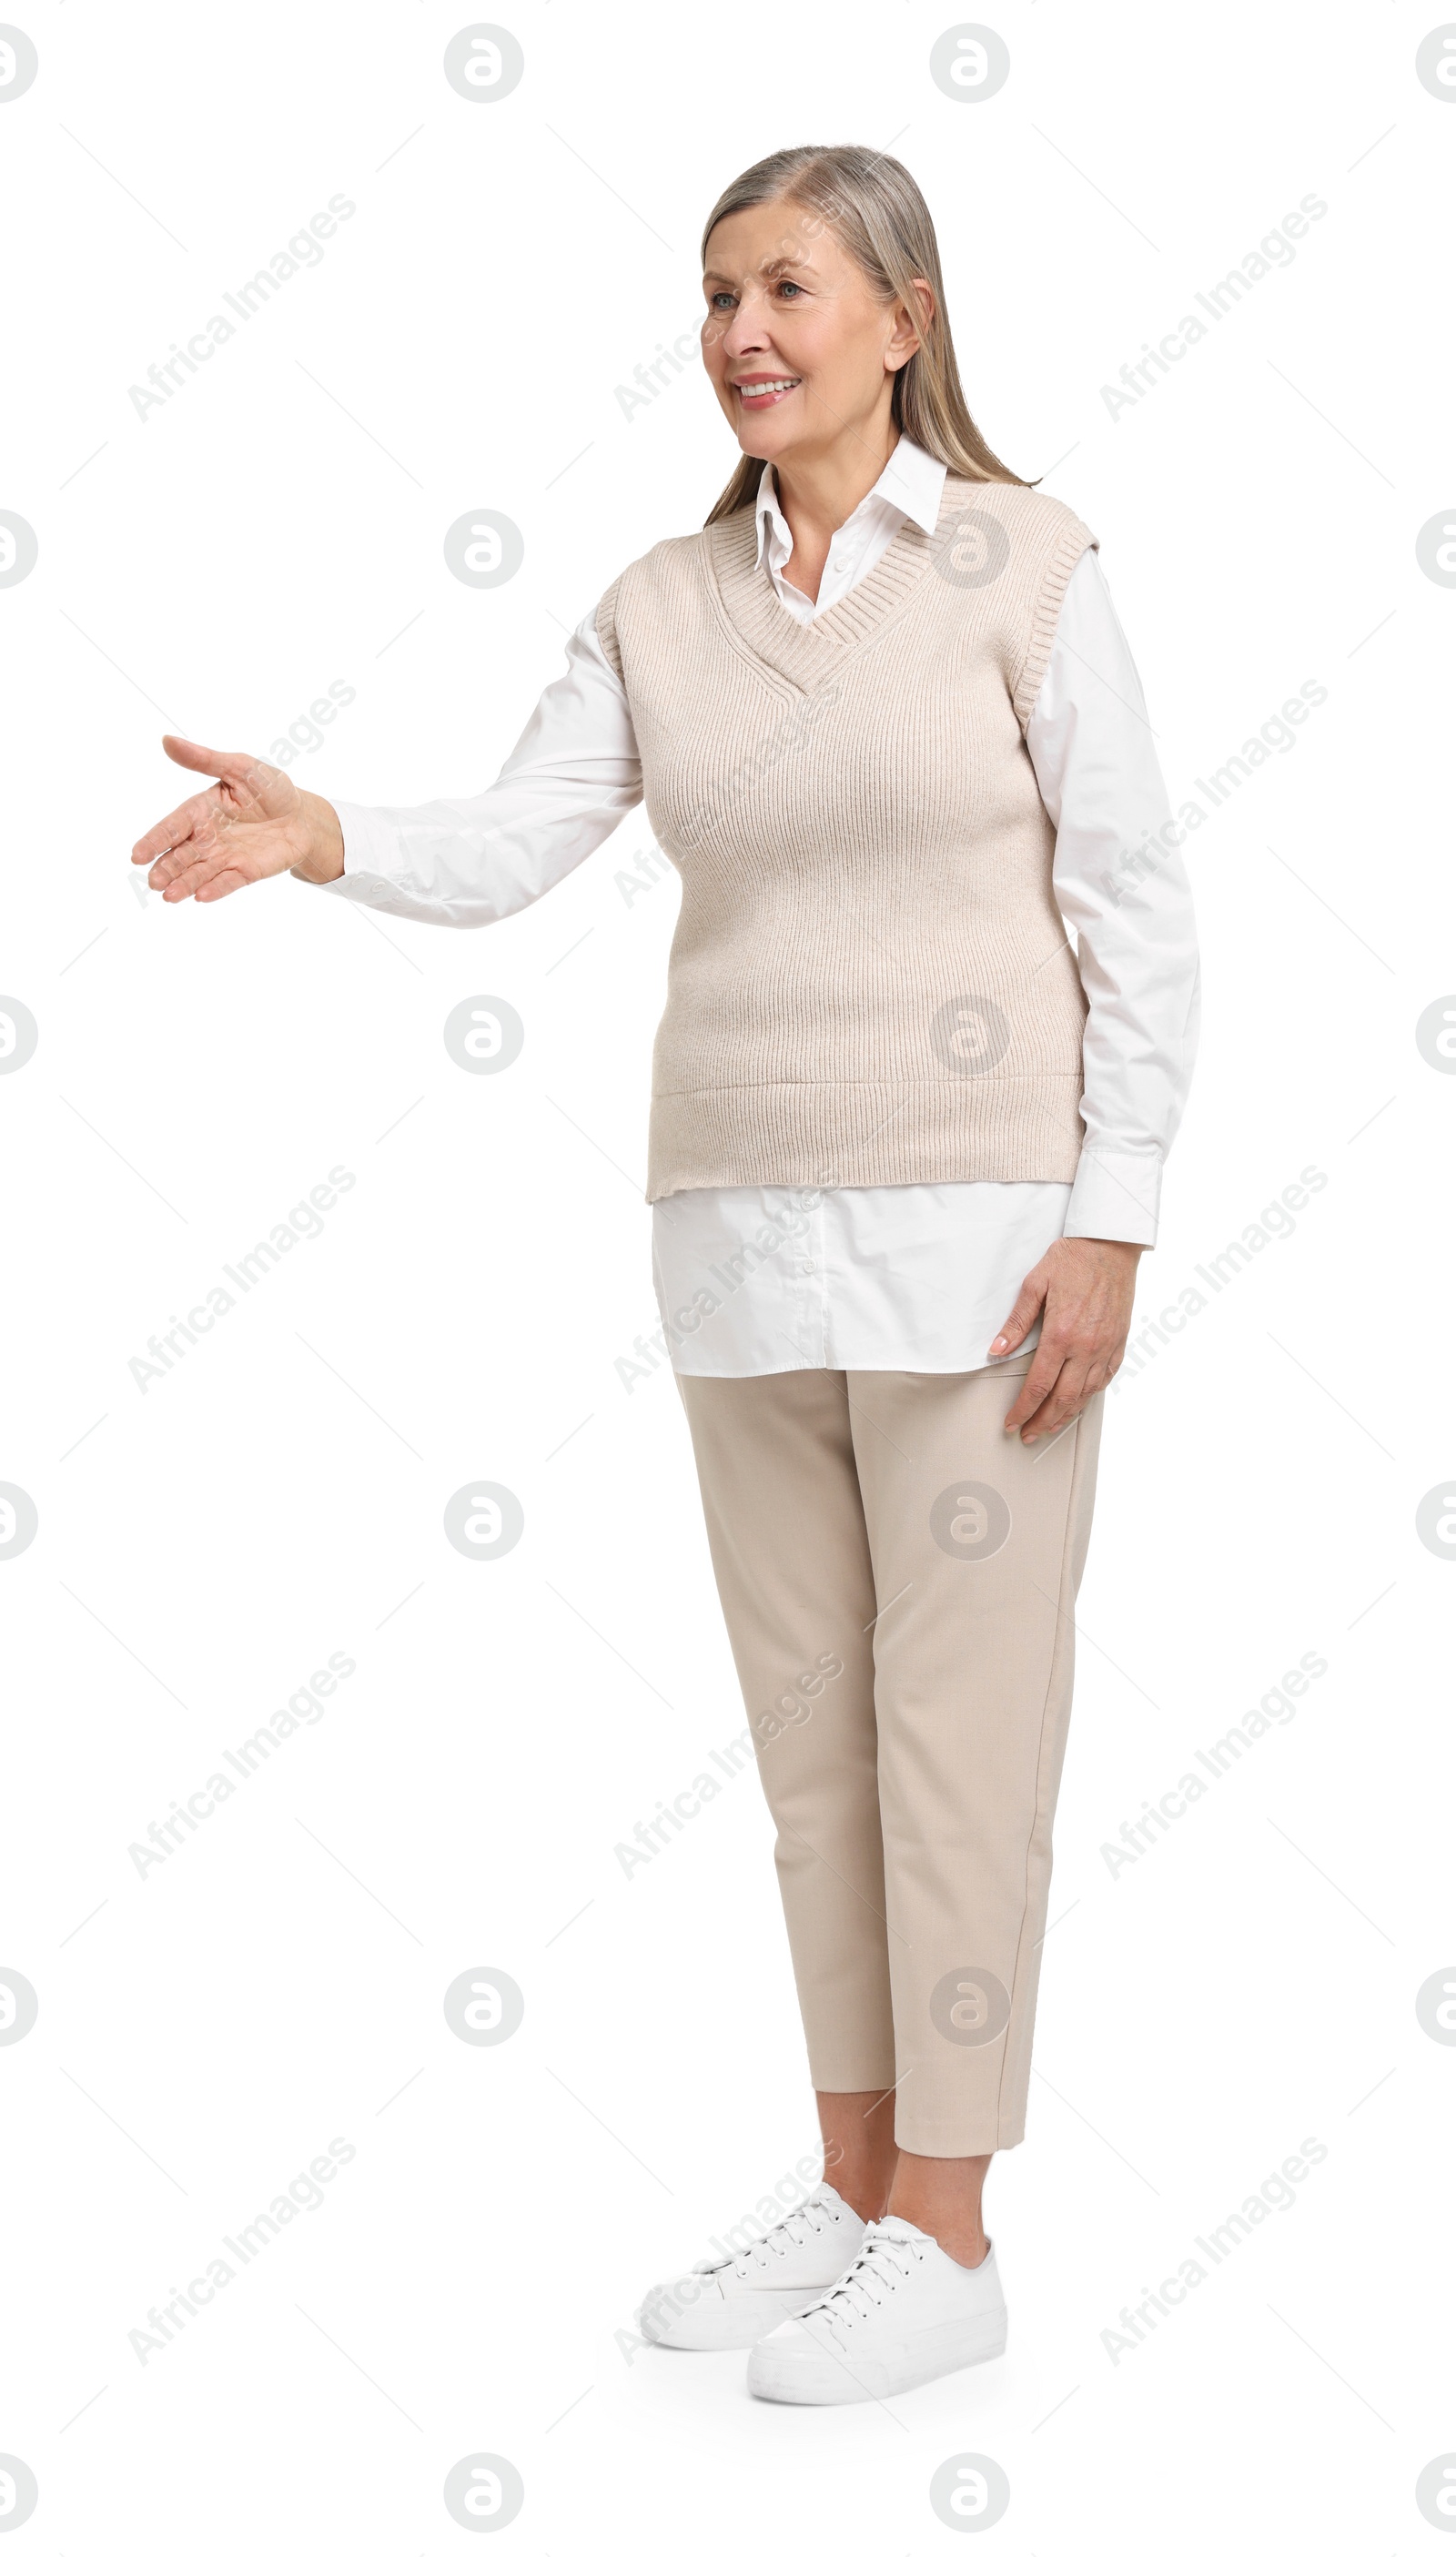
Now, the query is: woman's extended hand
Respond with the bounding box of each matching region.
[990,1236,1143,1442]
[131,736,345,903]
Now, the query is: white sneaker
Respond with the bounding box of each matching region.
[636,2183,867,2350]
[746,2216,1007,2404]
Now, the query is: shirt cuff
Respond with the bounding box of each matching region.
[301,799,409,897]
[1065,1150,1162,1247]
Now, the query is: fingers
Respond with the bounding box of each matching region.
[131,787,222,870]
[1003,1342,1065,1440]
[1020,1360,1094,1443]
[155,839,255,904]
[163,735,295,827]
[161,734,264,785]
[989,1274,1045,1358]
[133,738,298,901]
[998,1239,1137,1440]
[1006,1349,1119,1445]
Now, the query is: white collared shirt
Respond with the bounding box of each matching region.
[752,430,945,619]
[325,438,1200,1376]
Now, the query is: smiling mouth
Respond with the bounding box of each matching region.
[733,376,802,403]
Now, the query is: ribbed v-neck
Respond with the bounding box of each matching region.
[706,472,978,692]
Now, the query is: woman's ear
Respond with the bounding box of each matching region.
[887,278,935,371]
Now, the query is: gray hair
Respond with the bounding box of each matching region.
[700,144,1033,523]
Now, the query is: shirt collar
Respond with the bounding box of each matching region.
[753,435,945,567]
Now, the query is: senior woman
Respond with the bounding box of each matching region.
[131,144,1199,2407]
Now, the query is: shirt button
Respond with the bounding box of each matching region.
[801,1259,817,1274]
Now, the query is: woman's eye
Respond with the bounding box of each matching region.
[709,292,735,311]
[777,280,804,298]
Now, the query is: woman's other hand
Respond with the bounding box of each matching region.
[131,735,345,904]
[991,1236,1143,1442]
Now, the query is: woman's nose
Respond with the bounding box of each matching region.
[718,292,772,357]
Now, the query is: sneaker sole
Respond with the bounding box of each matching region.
[638,2284,837,2351]
[746,2310,1008,2404]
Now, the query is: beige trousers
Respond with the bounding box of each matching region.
[676,1353,1104,2158]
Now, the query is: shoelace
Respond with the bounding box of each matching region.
[801,2226,927,2333]
[716,2192,845,2280]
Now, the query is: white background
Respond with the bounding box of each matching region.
[2,1,1453,2547]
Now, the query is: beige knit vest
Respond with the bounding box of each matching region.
[594,472,1097,1202]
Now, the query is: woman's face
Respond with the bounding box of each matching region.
[700,197,926,471]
